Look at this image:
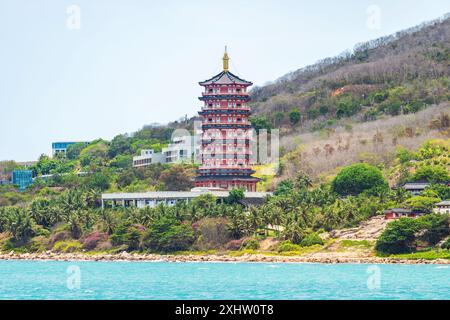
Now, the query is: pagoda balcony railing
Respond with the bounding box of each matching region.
[202,155,250,160]
[201,137,250,141]
[199,165,253,169]
[202,92,249,96]
[201,106,251,113]
[202,150,251,155]
[202,121,250,125]
[197,167,254,172]
[199,94,251,102]
[202,144,250,149]
[202,124,252,130]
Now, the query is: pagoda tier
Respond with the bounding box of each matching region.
[194,48,260,192]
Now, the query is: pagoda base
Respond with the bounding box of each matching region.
[195,176,260,192]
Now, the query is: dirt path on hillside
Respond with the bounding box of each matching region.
[307,216,390,259]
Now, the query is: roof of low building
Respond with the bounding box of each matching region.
[402,182,430,189]
[435,200,450,206]
[102,190,272,200]
[384,208,412,213]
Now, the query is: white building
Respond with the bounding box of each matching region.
[434,200,450,214]
[132,135,200,168]
[101,189,271,209]
[133,149,165,168]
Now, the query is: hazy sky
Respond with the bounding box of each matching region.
[1,0,449,161]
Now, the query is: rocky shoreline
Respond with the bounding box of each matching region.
[1,251,449,264]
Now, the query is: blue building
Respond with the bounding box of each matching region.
[52,141,88,157]
[12,170,33,191]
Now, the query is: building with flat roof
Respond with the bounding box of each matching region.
[102,190,271,209]
[132,135,200,168]
[133,150,165,168]
[12,170,33,191]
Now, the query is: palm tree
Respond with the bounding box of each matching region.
[248,206,262,236]
[29,198,52,228]
[99,209,117,235]
[86,188,102,208]
[6,207,35,243]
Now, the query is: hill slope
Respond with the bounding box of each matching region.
[249,14,450,133]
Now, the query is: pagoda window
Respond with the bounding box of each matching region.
[208,89,213,93]
[236,88,241,93]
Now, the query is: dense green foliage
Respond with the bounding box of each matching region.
[142,217,195,252]
[332,163,389,196]
[375,214,450,254]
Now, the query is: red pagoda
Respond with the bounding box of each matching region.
[195,48,260,192]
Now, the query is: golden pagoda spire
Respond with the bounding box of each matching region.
[223,46,229,72]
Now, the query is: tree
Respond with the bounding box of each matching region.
[86,172,111,191]
[159,165,194,191]
[425,184,450,200]
[225,188,245,205]
[66,142,88,160]
[5,207,35,243]
[332,163,389,196]
[110,155,133,169]
[404,196,441,213]
[250,116,272,132]
[375,218,422,254]
[29,198,53,228]
[142,217,195,252]
[108,134,132,158]
[412,165,450,183]
[274,112,285,126]
[289,109,301,125]
[274,180,294,196]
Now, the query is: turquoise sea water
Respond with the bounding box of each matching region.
[0,261,449,299]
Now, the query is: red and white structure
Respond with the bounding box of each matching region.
[195,48,260,191]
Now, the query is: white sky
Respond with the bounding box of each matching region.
[1,0,449,161]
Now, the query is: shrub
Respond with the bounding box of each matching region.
[53,240,83,253]
[240,238,260,250]
[332,163,389,196]
[277,240,301,252]
[96,241,113,251]
[300,233,324,247]
[82,231,109,250]
[30,236,48,252]
[225,239,243,251]
[195,218,231,250]
[441,238,450,250]
[142,217,195,253]
[418,214,449,245]
[289,110,301,125]
[49,230,71,244]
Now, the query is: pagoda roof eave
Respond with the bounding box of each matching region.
[199,71,253,86]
